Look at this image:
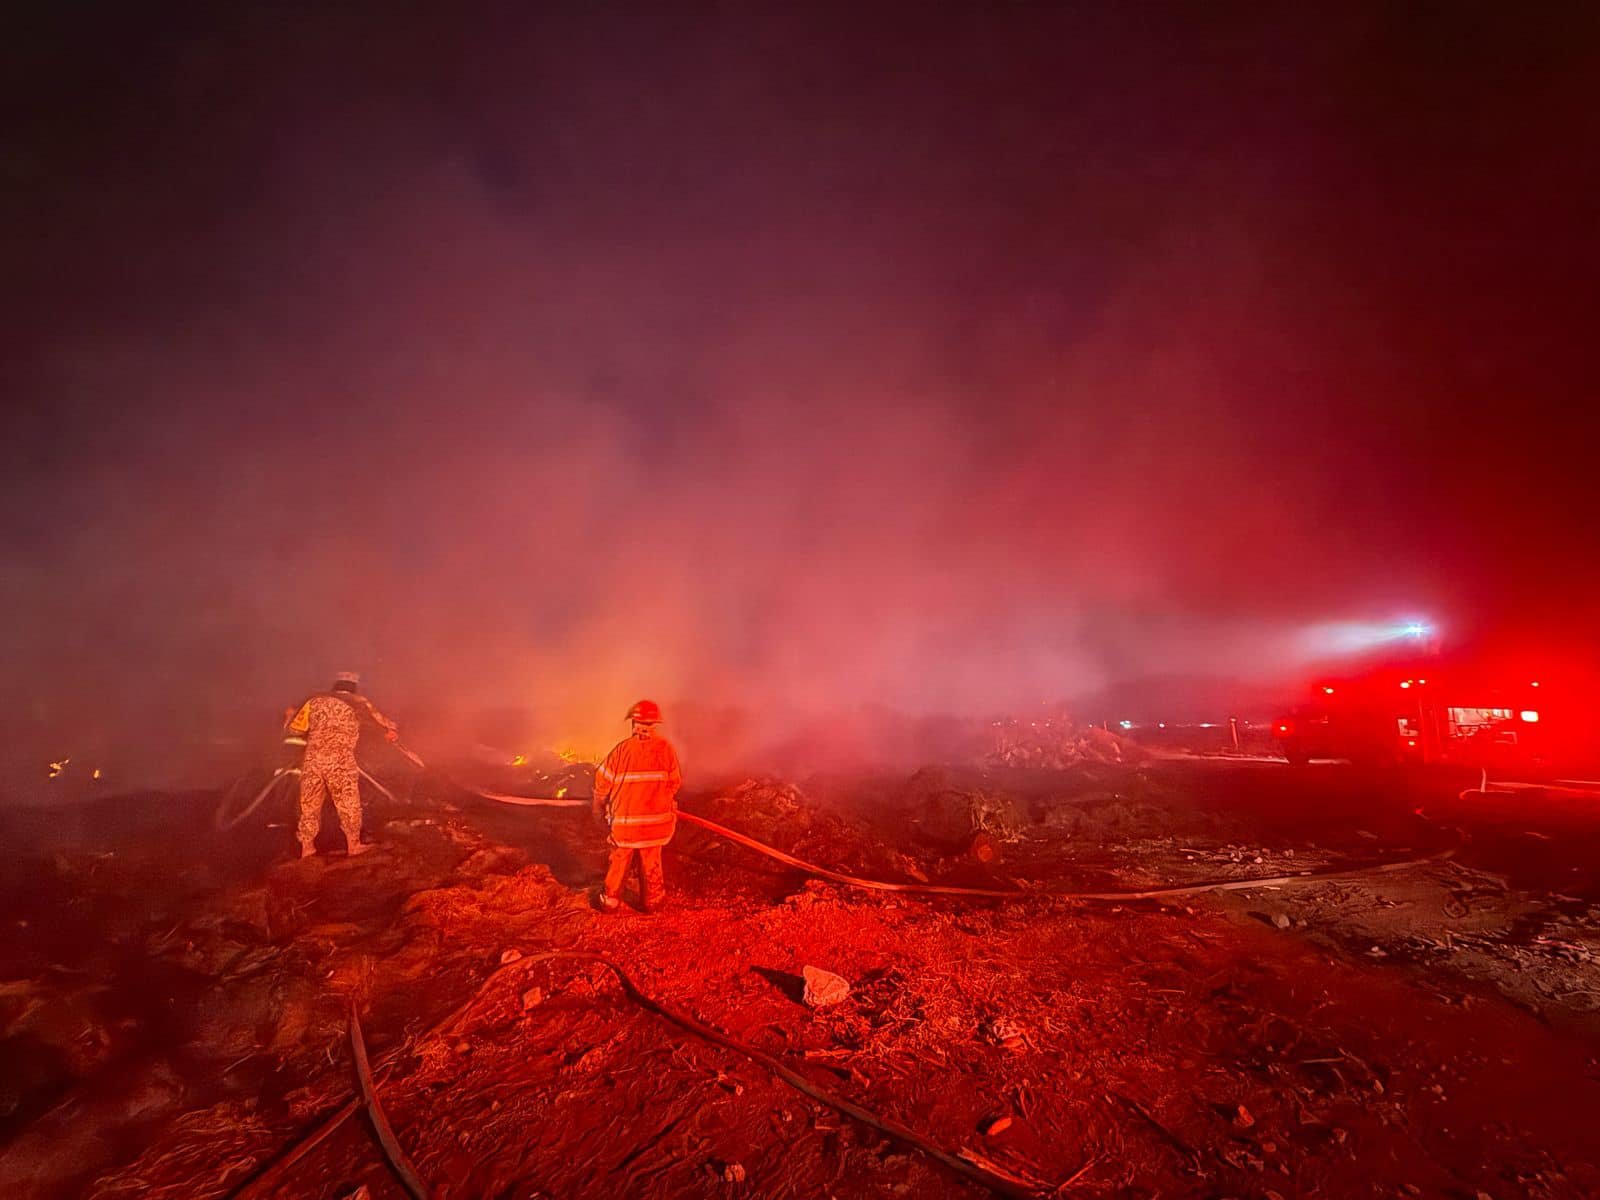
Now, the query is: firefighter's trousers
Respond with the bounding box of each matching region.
[604,845,666,909]
[298,756,362,849]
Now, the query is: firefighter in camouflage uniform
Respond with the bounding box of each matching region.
[285,672,400,859]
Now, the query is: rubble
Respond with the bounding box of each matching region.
[698,777,932,884]
[989,715,1148,769]
[703,778,813,843]
[3,758,1600,1198]
[896,768,1025,846]
[978,1015,1025,1050]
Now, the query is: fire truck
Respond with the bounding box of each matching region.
[1271,670,1555,771]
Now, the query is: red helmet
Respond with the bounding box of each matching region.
[627,699,662,724]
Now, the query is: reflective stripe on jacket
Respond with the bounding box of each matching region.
[593,735,682,849]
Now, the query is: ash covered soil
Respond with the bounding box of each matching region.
[3,760,1599,1199]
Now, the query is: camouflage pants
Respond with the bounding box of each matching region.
[298,756,362,848]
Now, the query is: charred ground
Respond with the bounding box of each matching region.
[2,758,1599,1198]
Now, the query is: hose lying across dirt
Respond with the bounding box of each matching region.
[215,775,1461,1196]
[464,788,1464,902]
[222,769,1462,901]
[230,979,484,1199]
[676,809,1463,901]
[231,951,1045,1200]
[515,951,1044,1197]
[472,789,592,808]
[349,1004,431,1200]
[221,729,1459,903]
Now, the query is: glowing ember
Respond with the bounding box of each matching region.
[510,754,528,766]
[47,758,70,779]
[555,786,568,798]
[92,768,102,779]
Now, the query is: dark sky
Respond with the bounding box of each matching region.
[3,1,1598,787]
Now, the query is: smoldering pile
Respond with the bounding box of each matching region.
[989,718,1147,769]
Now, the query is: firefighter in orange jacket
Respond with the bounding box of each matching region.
[592,699,682,912]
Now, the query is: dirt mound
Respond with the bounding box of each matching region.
[990,719,1149,768]
[701,777,814,843]
[1036,791,1186,839]
[0,800,589,1200]
[403,863,576,943]
[695,778,933,884]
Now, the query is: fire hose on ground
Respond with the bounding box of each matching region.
[228,950,1049,1200]
[673,808,1462,900]
[475,788,1464,902]
[219,744,1462,902]
[217,758,1464,1197]
[348,1003,430,1200]
[218,805,1467,1200]
[219,762,1465,902]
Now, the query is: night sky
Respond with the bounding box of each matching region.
[4,2,1598,788]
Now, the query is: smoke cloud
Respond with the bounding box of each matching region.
[4,3,1596,793]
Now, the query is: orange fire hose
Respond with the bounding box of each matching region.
[471,789,589,807]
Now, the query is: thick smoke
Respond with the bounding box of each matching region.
[3,3,1596,794]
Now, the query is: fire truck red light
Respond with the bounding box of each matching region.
[1322,686,1335,694]
[1400,681,1412,689]
[1520,711,1540,722]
